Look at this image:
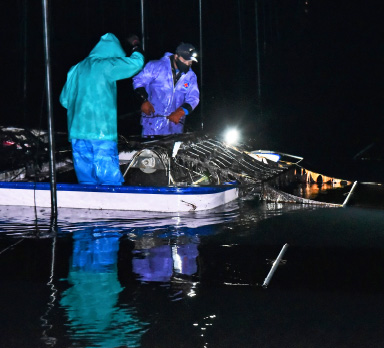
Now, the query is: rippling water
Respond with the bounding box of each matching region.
[1,200,384,348]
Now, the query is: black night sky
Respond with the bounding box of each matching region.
[2,0,383,161]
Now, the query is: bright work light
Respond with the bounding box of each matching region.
[224,128,240,145]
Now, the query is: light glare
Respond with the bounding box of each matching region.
[224,129,239,145]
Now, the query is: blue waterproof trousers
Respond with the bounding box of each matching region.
[71,139,124,185]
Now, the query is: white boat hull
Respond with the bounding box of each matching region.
[0,182,239,212]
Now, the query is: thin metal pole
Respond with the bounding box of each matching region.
[238,0,243,51]
[199,0,204,130]
[40,236,58,345]
[263,243,289,288]
[42,0,57,219]
[342,181,358,207]
[255,0,262,114]
[23,0,28,124]
[140,0,145,51]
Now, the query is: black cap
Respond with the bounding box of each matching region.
[176,43,198,62]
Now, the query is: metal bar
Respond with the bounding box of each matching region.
[342,181,358,207]
[255,0,262,113]
[238,0,244,50]
[353,143,374,160]
[22,0,28,124]
[255,150,304,163]
[40,236,57,344]
[140,0,145,51]
[199,0,203,130]
[262,243,289,288]
[359,182,383,186]
[0,239,24,256]
[42,0,57,219]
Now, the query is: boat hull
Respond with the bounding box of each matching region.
[0,182,239,212]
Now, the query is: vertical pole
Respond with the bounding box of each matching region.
[40,236,57,343]
[23,0,28,125]
[199,0,204,130]
[342,181,358,207]
[140,0,145,51]
[255,0,262,115]
[99,0,105,32]
[42,0,57,220]
[238,0,243,51]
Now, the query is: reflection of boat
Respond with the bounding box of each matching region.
[0,130,288,212]
[0,200,240,233]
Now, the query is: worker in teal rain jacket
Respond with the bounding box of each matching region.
[60,33,144,185]
[133,43,200,137]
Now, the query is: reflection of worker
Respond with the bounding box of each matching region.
[132,234,199,282]
[133,43,200,137]
[60,229,148,347]
[60,33,144,185]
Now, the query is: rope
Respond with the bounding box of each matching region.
[0,239,24,256]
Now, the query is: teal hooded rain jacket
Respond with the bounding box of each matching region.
[60,33,144,142]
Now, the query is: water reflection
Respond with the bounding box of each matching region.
[0,201,239,234]
[280,182,352,205]
[0,200,345,348]
[131,233,202,302]
[60,228,148,348]
[132,240,199,282]
[42,204,237,346]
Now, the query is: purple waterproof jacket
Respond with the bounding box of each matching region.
[132,53,200,136]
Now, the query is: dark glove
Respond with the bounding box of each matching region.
[141,100,155,115]
[167,108,185,124]
[126,34,144,55]
[135,87,149,101]
[127,34,140,47]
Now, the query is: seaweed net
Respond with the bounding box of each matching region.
[119,133,289,187]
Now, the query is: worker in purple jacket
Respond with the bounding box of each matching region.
[133,43,200,137]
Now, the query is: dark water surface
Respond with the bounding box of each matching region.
[1,200,384,348]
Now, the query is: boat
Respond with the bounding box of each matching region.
[0,130,289,212]
[0,181,239,212]
[258,148,384,209]
[4,127,379,211]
